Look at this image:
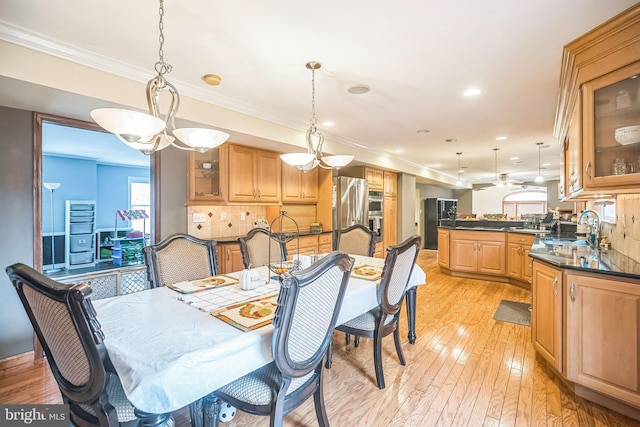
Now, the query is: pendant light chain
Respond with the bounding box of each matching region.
[309,64,317,129]
[155,0,172,77]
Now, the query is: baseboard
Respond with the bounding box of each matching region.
[575,384,640,422]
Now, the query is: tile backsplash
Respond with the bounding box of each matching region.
[187,206,268,240]
[598,194,640,263]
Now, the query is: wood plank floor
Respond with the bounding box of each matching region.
[2,250,639,426]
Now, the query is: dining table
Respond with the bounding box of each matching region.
[93,254,426,425]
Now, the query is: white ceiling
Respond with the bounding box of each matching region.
[0,0,637,186]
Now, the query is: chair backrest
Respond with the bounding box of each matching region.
[332,224,376,257]
[238,228,288,269]
[142,233,217,288]
[5,263,120,426]
[378,235,421,316]
[272,251,353,378]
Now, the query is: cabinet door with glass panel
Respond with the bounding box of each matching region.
[582,61,640,191]
[188,144,228,204]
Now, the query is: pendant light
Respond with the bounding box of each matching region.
[493,148,504,187]
[280,61,354,172]
[455,152,463,186]
[535,142,544,183]
[90,0,229,154]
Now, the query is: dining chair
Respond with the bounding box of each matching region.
[332,224,377,257]
[5,263,142,427]
[198,251,354,427]
[238,228,288,269]
[142,233,218,288]
[326,235,421,389]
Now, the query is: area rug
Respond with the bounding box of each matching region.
[493,300,531,327]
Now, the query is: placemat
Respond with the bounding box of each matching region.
[351,264,383,281]
[212,294,279,331]
[165,275,238,293]
[177,280,281,312]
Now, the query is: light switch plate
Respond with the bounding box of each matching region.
[240,212,246,220]
[192,213,206,223]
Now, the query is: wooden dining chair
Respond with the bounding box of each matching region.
[5,263,145,427]
[197,251,354,427]
[326,235,421,389]
[142,233,218,288]
[332,224,377,257]
[238,228,288,268]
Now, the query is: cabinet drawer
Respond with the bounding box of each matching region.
[69,234,94,252]
[507,233,535,245]
[318,234,332,246]
[69,252,94,265]
[286,235,318,253]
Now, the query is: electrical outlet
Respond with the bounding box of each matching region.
[240,212,246,220]
[221,212,227,221]
[192,213,206,223]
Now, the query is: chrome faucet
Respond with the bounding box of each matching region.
[578,210,601,248]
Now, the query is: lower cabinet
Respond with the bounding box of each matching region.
[565,272,640,408]
[437,229,450,269]
[318,233,332,254]
[450,230,506,275]
[374,241,383,258]
[286,235,319,257]
[216,243,244,274]
[531,260,563,372]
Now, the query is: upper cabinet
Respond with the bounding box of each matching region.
[383,171,397,198]
[227,144,281,203]
[582,61,640,191]
[281,163,318,203]
[188,144,228,204]
[554,4,640,198]
[365,167,384,191]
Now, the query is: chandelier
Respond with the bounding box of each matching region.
[280,61,354,172]
[535,142,544,183]
[90,0,229,155]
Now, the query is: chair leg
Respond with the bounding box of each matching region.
[354,336,360,347]
[373,329,385,389]
[325,335,333,369]
[313,373,330,427]
[189,399,204,427]
[202,394,221,427]
[345,333,350,345]
[393,326,406,366]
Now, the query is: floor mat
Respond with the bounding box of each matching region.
[493,300,531,327]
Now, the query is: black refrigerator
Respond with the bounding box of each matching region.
[424,198,457,249]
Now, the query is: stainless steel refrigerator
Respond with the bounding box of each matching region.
[332,177,369,229]
[424,198,457,249]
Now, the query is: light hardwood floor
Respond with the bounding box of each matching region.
[1,250,638,426]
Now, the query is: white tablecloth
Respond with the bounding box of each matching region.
[94,255,426,414]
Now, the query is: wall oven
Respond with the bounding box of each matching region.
[368,190,383,236]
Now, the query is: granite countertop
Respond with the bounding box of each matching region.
[528,236,640,280]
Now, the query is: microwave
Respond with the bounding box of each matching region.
[368,191,383,214]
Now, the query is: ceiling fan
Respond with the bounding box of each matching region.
[473,148,522,190]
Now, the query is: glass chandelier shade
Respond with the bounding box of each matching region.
[280,61,354,171]
[90,0,229,155]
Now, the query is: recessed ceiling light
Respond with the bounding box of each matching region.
[496,136,508,140]
[395,149,404,153]
[427,163,441,168]
[417,129,430,134]
[543,163,551,167]
[347,85,370,95]
[322,121,334,127]
[463,88,481,97]
[202,74,222,86]
[510,156,519,160]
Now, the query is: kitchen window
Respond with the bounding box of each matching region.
[129,177,150,234]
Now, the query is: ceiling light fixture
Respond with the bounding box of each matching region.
[496,136,508,141]
[456,152,463,187]
[464,88,482,97]
[90,0,229,154]
[280,61,354,171]
[535,142,544,183]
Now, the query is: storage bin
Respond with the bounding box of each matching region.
[69,252,94,265]
[70,223,93,234]
[70,204,95,211]
[70,234,94,253]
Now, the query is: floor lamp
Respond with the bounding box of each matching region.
[43,182,62,273]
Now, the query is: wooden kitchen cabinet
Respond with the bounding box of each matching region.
[365,167,384,191]
[507,233,535,283]
[188,144,228,204]
[216,242,244,274]
[281,163,318,203]
[286,235,318,257]
[531,260,563,372]
[554,6,640,198]
[383,171,397,197]
[317,233,332,254]
[228,144,281,203]
[383,195,397,252]
[374,241,383,258]
[450,230,506,275]
[565,272,640,408]
[437,228,450,269]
